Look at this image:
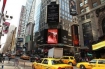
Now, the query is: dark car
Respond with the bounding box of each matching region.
[30,55,41,62]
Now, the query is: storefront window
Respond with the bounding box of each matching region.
[82,22,93,46]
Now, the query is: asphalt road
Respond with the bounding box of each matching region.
[1,56,79,69]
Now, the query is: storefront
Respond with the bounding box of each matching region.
[92,41,105,58]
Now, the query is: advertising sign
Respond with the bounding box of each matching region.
[47,29,58,44]
[69,0,77,16]
[61,29,68,44]
[71,25,79,46]
[17,38,23,42]
[2,22,10,34]
[92,41,105,50]
[47,4,59,25]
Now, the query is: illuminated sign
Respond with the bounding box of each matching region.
[92,41,105,50]
[47,29,58,44]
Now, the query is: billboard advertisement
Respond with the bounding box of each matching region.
[71,25,79,46]
[69,0,77,16]
[47,4,59,25]
[2,22,10,34]
[61,29,68,44]
[47,29,58,44]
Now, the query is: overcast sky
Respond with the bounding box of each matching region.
[0,0,26,49]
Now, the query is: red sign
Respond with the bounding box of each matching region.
[47,29,58,44]
[2,22,10,34]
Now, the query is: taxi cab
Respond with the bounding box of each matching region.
[76,59,105,69]
[92,67,105,69]
[20,54,30,60]
[32,58,73,69]
[61,56,76,66]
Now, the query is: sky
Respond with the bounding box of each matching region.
[0,0,26,49]
[0,0,40,50]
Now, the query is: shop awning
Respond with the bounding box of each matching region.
[92,41,105,50]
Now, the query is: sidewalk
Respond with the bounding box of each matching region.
[0,59,32,69]
[0,60,15,69]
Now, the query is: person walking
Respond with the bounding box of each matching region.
[2,53,6,63]
[8,53,11,63]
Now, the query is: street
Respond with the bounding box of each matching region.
[0,57,79,69]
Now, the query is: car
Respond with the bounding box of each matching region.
[76,59,105,69]
[92,67,105,69]
[30,55,41,62]
[32,58,73,69]
[61,56,76,66]
[20,54,30,60]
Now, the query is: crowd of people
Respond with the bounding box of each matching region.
[0,52,13,63]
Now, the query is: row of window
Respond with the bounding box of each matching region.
[81,13,90,20]
[80,0,88,7]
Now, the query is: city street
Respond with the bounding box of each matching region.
[0,57,79,69]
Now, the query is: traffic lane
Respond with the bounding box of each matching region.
[73,66,79,69]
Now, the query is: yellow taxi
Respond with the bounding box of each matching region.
[61,56,76,66]
[32,58,73,69]
[76,59,105,69]
[20,54,30,60]
[92,67,105,69]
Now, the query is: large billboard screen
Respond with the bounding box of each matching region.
[69,0,77,16]
[47,29,58,44]
[47,4,59,25]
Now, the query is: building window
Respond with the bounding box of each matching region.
[80,2,83,7]
[84,0,88,4]
[85,6,89,12]
[100,0,105,4]
[81,15,85,20]
[86,13,90,19]
[81,9,85,13]
[82,22,93,46]
[93,2,98,8]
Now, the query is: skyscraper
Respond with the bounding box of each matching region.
[25,0,36,52]
[37,0,76,53]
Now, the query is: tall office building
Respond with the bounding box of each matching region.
[16,6,26,55]
[76,0,105,50]
[38,0,78,53]
[25,0,36,52]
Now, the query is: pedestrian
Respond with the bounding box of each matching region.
[8,53,11,63]
[14,58,19,69]
[2,53,6,63]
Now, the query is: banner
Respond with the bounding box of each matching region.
[2,22,10,34]
[69,0,77,16]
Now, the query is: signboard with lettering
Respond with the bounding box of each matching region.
[47,4,59,25]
